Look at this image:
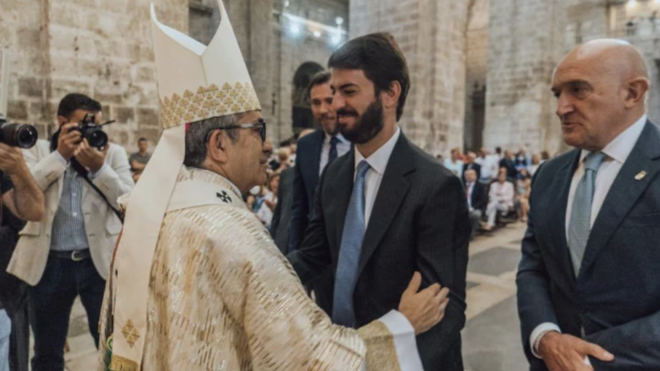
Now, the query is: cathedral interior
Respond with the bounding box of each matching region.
[1,0,660,370]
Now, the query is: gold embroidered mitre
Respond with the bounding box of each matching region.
[151,0,261,129]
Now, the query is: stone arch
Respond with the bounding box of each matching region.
[291,61,324,133]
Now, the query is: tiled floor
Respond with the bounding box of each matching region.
[63,222,529,371]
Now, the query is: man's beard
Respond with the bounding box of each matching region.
[337,97,384,145]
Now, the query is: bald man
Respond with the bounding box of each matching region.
[517,39,660,371]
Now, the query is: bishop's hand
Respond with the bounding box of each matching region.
[398,272,450,335]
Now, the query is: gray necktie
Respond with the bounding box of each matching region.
[568,151,606,276]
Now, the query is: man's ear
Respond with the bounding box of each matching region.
[382,81,402,112]
[57,116,68,126]
[624,77,650,109]
[206,129,231,164]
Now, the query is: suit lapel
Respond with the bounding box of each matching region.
[357,134,414,278]
[310,130,324,187]
[334,150,355,252]
[579,121,660,277]
[552,150,581,285]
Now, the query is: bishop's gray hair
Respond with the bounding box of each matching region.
[184,114,242,168]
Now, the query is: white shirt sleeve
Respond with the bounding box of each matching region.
[530,322,561,358]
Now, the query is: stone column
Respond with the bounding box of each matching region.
[349,0,469,156]
[483,0,567,155]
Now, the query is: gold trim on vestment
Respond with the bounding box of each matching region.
[159,82,261,129]
[358,321,403,371]
[109,353,139,371]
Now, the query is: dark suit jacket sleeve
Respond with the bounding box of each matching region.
[473,184,487,212]
[587,309,660,370]
[270,175,285,241]
[516,169,560,367]
[416,174,470,356]
[286,168,333,285]
[288,146,310,252]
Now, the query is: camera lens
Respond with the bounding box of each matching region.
[0,123,38,148]
[87,129,108,148]
[15,125,38,149]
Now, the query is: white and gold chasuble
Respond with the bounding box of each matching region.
[98,167,422,371]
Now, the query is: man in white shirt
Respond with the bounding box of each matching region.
[517,39,660,371]
[288,32,470,371]
[478,147,501,184]
[484,170,514,230]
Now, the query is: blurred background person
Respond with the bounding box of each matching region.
[515,169,532,222]
[443,147,464,177]
[256,173,280,229]
[464,169,487,241]
[462,150,481,184]
[484,170,515,231]
[128,137,151,182]
[528,154,542,177]
[499,150,518,181]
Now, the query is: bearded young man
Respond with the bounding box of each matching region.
[98,3,450,371]
[288,33,471,371]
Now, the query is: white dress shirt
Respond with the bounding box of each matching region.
[354,127,401,227]
[319,133,351,175]
[530,114,647,358]
[466,182,475,209]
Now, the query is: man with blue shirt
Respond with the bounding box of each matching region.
[6,94,133,371]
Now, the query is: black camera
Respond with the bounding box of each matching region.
[0,114,38,149]
[72,113,108,149]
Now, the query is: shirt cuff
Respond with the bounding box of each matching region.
[377,310,424,371]
[54,151,69,167]
[530,323,561,358]
[89,163,109,179]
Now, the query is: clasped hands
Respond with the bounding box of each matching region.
[58,122,108,173]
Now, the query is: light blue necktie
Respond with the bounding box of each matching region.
[568,151,606,276]
[333,160,371,327]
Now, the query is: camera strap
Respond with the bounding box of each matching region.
[70,159,125,224]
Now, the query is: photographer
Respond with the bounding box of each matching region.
[5,93,134,371]
[0,126,45,371]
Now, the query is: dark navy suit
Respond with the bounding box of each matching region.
[517,120,660,371]
[288,129,325,252]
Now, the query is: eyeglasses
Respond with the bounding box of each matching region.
[207,118,267,142]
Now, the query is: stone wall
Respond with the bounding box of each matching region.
[189,0,348,144]
[349,0,469,156]
[0,0,188,153]
[1,0,347,152]
[464,0,490,150]
[270,0,348,143]
[483,0,660,155]
[484,0,568,155]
